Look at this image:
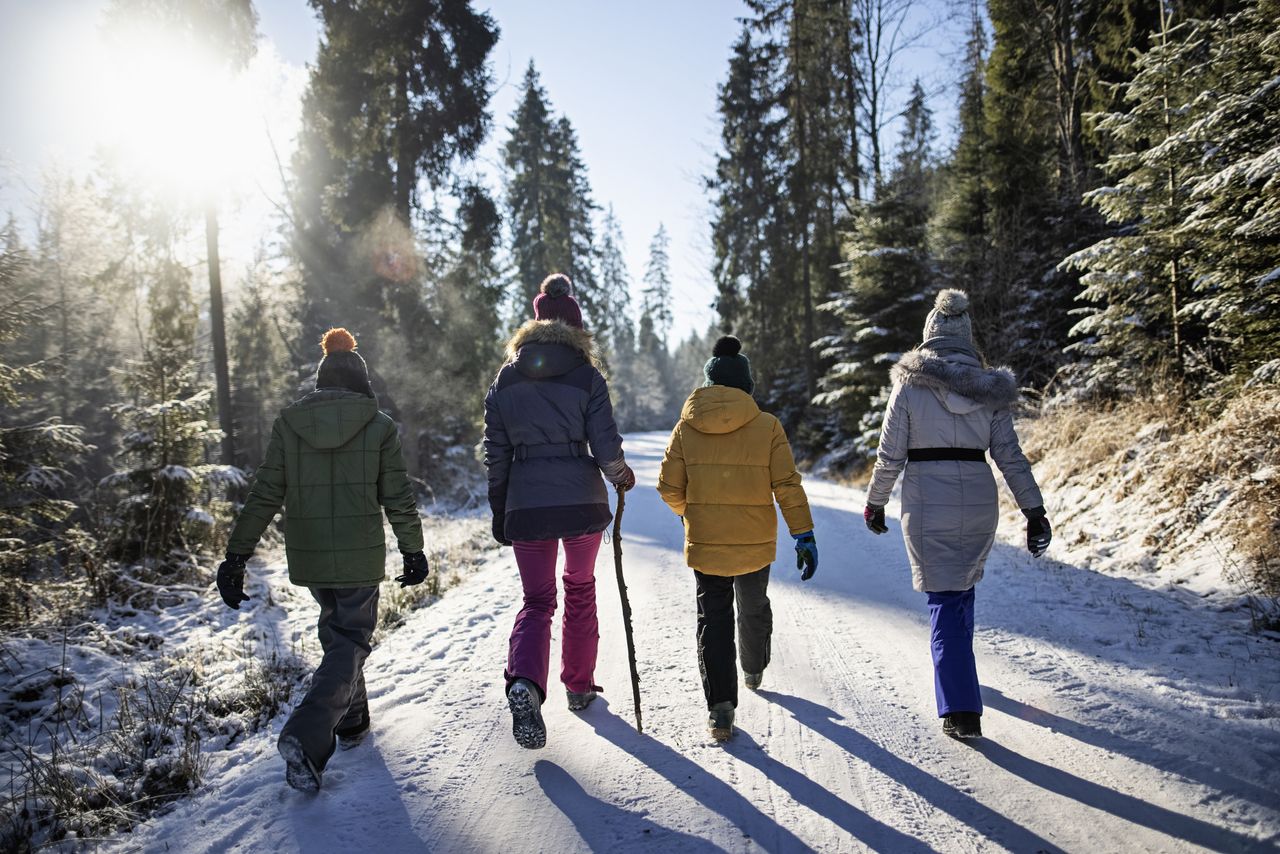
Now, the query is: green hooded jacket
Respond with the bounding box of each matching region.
[227,389,424,587]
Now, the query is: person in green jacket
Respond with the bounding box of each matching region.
[216,327,428,792]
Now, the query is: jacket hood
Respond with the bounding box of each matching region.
[680,385,761,435]
[282,389,379,449]
[505,320,600,369]
[891,349,1020,411]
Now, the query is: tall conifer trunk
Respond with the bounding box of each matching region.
[394,57,413,225]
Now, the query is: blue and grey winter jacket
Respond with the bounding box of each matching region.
[483,320,628,542]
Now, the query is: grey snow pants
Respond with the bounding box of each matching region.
[695,566,772,710]
[278,585,379,770]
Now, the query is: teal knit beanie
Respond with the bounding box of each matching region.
[703,335,754,394]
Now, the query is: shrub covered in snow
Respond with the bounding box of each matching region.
[1023,384,1280,630]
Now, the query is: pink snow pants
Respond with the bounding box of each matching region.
[505,532,604,700]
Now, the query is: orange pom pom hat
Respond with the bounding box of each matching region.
[316,327,373,397]
[321,327,358,355]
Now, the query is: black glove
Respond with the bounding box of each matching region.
[216,553,251,610]
[793,532,818,581]
[1023,507,1051,557]
[864,504,888,535]
[395,550,430,587]
[492,513,511,547]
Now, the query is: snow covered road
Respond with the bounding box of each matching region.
[112,432,1280,853]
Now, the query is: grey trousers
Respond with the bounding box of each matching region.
[278,585,379,769]
[694,566,772,709]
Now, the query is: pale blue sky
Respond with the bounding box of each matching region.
[1,0,958,342]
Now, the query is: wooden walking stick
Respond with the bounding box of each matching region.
[612,485,643,732]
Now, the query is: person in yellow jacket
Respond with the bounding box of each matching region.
[658,335,816,741]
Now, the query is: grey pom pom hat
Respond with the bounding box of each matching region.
[922,289,975,346]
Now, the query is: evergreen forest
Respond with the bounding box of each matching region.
[2,0,1277,631]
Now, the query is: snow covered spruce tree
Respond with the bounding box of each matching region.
[815,82,936,460]
[99,260,240,582]
[0,226,95,622]
[1060,3,1276,396]
[1175,0,1280,383]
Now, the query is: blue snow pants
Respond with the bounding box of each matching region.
[927,588,982,717]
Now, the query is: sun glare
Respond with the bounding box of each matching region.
[50,16,282,205]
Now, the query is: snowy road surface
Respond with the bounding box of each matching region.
[113,433,1280,853]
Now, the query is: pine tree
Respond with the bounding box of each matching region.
[708,26,784,333]
[15,176,139,482]
[288,0,498,478]
[706,1,860,437]
[426,184,505,438]
[229,259,295,469]
[0,225,94,621]
[1066,0,1280,393]
[642,224,673,349]
[777,0,851,404]
[290,0,498,360]
[977,0,1104,384]
[100,260,238,576]
[630,308,673,431]
[502,64,600,317]
[626,224,680,429]
[934,4,992,299]
[1178,0,1280,380]
[294,0,497,236]
[816,81,936,458]
[596,205,634,356]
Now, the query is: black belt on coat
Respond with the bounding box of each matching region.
[514,441,588,462]
[907,447,986,462]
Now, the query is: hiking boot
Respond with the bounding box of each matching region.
[278,734,322,792]
[566,689,597,712]
[508,678,547,749]
[942,711,983,740]
[708,701,735,742]
[744,671,764,691]
[336,711,370,750]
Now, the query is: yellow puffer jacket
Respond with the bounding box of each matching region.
[658,386,813,576]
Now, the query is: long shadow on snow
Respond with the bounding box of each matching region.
[581,698,808,852]
[626,443,1280,811]
[801,497,1278,735]
[759,690,1064,853]
[535,760,725,853]
[982,686,1280,812]
[813,497,1280,803]
[721,729,934,852]
[967,738,1275,852]
[285,734,426,851]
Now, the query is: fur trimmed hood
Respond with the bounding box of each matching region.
[504,319,600,368]
[891,348,1020,409]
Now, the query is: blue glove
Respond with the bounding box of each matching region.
[793,532,817,581]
